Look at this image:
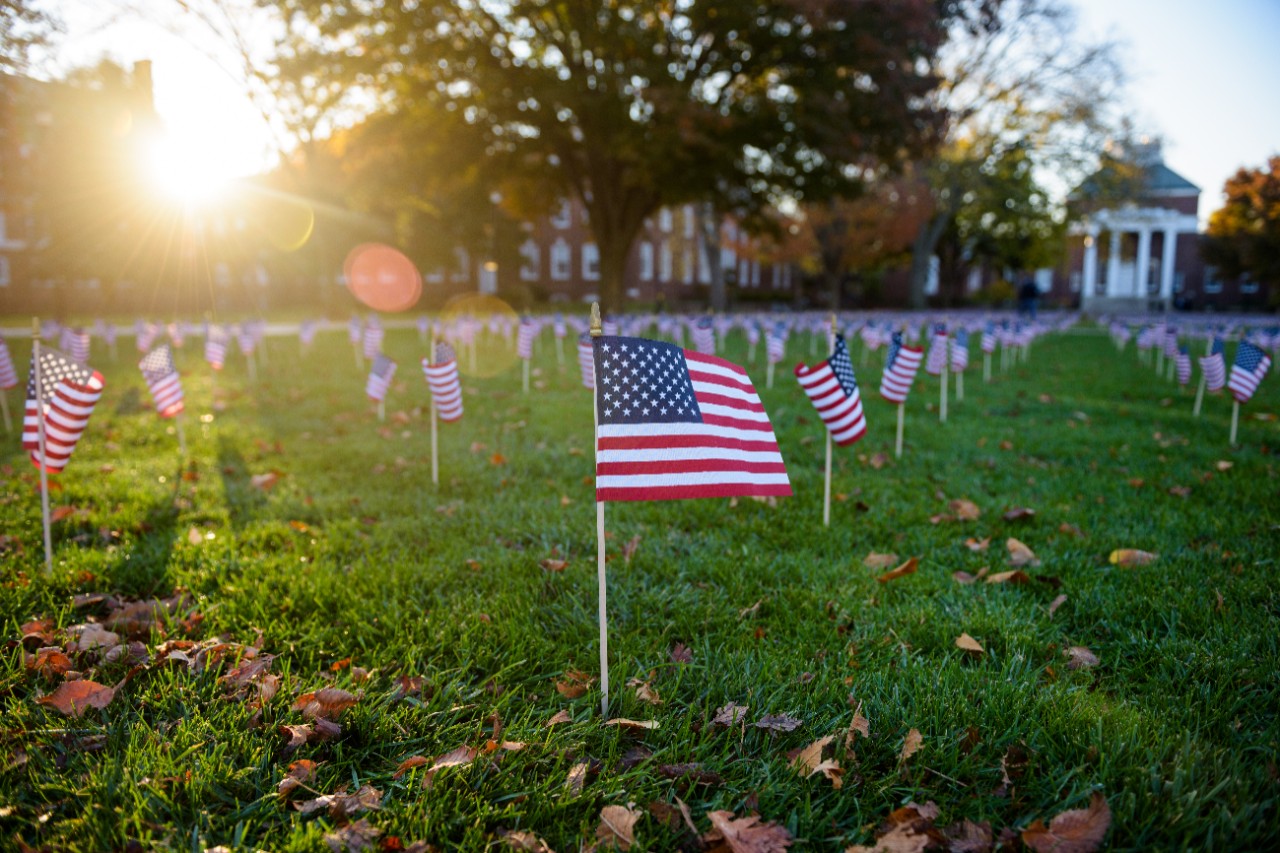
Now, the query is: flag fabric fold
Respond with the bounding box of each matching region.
[22,347,105,473]
[1199,338,1226,392]
[950,329,970,372]
[879,331,923,404]
[366,353,397,403]
[517,318,537,359]
[577,333,595,389]
[0,337,18,390]
[139,344,185,418]
[1228,341,1272,404]
[593,336,791,501]
[795,334,867,446]
[422,343,463,421]
[1175,347,1191,386]
[925,324,948,376]
[205,327,227,370]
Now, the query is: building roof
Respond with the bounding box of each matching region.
[1143,160,1199,194]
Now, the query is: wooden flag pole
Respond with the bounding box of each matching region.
[766,357,775,390]
[1230,400,1240,445]
[33,318,53,576]
[1193,338,1212,417]
[377,399,386,423]
[590,303,609,717]
[430,333,439,486]
[983,351,991,383]
[522,356,530,394]
[175,413,188,457]
[939,336,949,424]
[823,314,835,528]
[956,365,964,403]
[0,390,11,434]
[555,333,565,369]
[895,403,905,459]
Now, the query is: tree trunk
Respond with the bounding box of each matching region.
[908,212,951,309]
[596,233,632,314]
[700,203,726,312]
[826,271,843,311]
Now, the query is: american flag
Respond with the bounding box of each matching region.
[139,344,185,418]
[205,327,227,370]
[1227,341,1272,404]
[879,331,923,404]
[168,322,185,348]
[795,334,867,446]
[517,318,536,359]
[745,322,760,348]
[950,329,970,372]
[577,333,595,389]
[1175,347,1191,386]
[366,353,397,402]
[62,328,91,364]
[602,317,620,337]
[422,342,463,421]
[925,324,948,375]
[299,320,318,347]
[981,323,998,354]
[691,317,716,355]
[236,326,257,356]
[593,336,791,501]
[0,337,19,389]
[766,323,786,364]
[1200,338,1226,392]
[362,320,384,360]
[1163,326,1179,359]
[553,314,567,339]
[22,347,105,473]
[348,316,363,346]
[137,322,159,353]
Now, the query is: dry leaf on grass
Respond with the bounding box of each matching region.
[789,735,834,775]
[712,703,749,726]
[669,643,693,664]
[37,680,116,717]
[955,633,985,655]
[498,829,556,852]
[985,570,1030,584]
[1002,507,1036,521]
[862,552,899,569]
[393,755,430,779]
[943,819,994,853]
[702,809,794,852]
[951,499,982,520]
[555,669,595,699]
[604,718,660,732]
[899,728,923,762]
[1064,646,1100,669]
[250,471,282,490]
[876,557,918,583]
[540,559,568,572]
[1021,793,1111,853]
[658,763,724,786]
[278,759,318,797]
[297,784,382,819]
[1006,538,1040,567]
[26,647,72,677]
[626,677,663,705]
[1109,549,1157,566]
[292,687,358,720]
[422,745,477,788]
[324,817,380,853]
[565,761,590,795]
[755,714,802,733]
[964,537,990,552]
[545,709,572,727]
[1048,594,1068,617]
[596,805,642,850]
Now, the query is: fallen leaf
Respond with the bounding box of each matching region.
[876,557,918,583]
[1058,522,1085,538]
[789,735,834,775]
[489,453,507,466]
[657,763,724,786]
[1002,507,1036,522]
[899,728,923,762]
[278,759,318,797]
[292,687,358,720]
[1048,594,1068,617]
[755,714,802,733]
[955,633,985,655]
[943,819,993,853]
[604,718,660,732]
[985,570,1031,585]
[73,623,120,651]
[595,805,642,850]
[545,709,572,727]
[37,680,116,717]
[250,471,281,490]
[540,559,568,572]
[702,809,794,852]
[1006,538,1040,567]
[952,571,978,584]
[845,822,930,853]
[498,829,555,852]
[950,499,982,520]
[393,755,429,779]
[712,703,749,726]
[849,706,871,740]
[555,669,595,699]
[1216,460,1233,472]
[1021,793,1111,853]
[565,761,590,794]
[1064,646,1100,670]
[298,784,382,819]
[669,643,693,664]
[26,647,73,677]
[869,452,888,469]
[648,797,700,836]
[324,816,381,853]
[422,745,477,788]
[626,677,663,706]
[1109,549,1157,566]
[50,505,81,523]
[964,537,990,552]
[863,552,899,569]
[1167,485,1191,498]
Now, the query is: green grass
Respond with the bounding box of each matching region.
[1,323,1278,851]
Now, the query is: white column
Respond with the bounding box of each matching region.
[1135,227,1152,298]
[1106,230,1122,298]
[1160,228,1178,304]
[1082,232,1099,299]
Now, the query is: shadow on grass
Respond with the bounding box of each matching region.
[109,460,188,596]
[216,435,267,533]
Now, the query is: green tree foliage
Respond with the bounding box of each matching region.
[1203,156,1280,291]
[1,0,59,73]
[267,0,958,309]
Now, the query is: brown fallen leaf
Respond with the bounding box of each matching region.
[489,453,507,466]
[952,571,979,584]
[1215,460,1233,472]
[595,804,642,850]
[670,643,693,664]
[1007,538,1040,567]
[869,452,888,469]
[789,735,834,776]
[1064,646,1100,670]
[863,552,899,569]
[37,680,116,717]
[422,745,477,788]
[712,703,749,726]
[1002,507,1036,522]
[73,623,120,651]
[26,647,73,677]
[702,809,794,852]
[648,797,700,837]
[943,819,994,853]
[1109,549,1157,566]
[540,559,568,572]
[845,821,931,853]
[950,499,982,520]
[292,686,358,720]
[755,713,802,733]
[964,537,990,552]
[604,718,660,732]
[324,816,380,853]
[899,728,923,762]
[657,763,724,786]
[555,669,595,699]
[498,829,555,852]
[250,471,282,490]
[1058,522,1085,538]
[297,784,382,819]
[876,557,918,583]
[545,709,572,727]
[1168,485,1191,498]
[1021,792,1111,853]
[393,755,430,779]
[626,677,663,706]
[278,759,318,797]
[985,570,1031,585]
[1048,594,1068,617]
[565,761,590,795]
[955,633,985,655]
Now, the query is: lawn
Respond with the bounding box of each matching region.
[1,320,1278,852]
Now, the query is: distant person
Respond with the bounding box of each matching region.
[1018,277,1039,320]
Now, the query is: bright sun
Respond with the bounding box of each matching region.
[143,133,236,204]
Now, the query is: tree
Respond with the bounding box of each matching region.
[1203,156,1280,292]
[906,0,1125,307]
[269,0,957,311]
[1,0,59,74]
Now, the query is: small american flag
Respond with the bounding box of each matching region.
[925,324,948,375]
[766,323,786,364]
[950,329,970,372]
[691,317,716,355]
[577,333,595,389]
[1175,347,1191,386]
[362,320,384,360]
[63,328,91,365]
[795,334,867,446]
[205,327,227,370]
[237,326,256,356]
[168,322,185,348]
[299,320,318,346]
[745,323,760,348]
[1200,338,1226,392]
[366,353,397,402]
[22,347,105,473]
[422,342,463,421]
[348,317,362,346]
[879,331,923,404]
[554,314,567,339]
[0,337,19,390]
[517,318,536,360]
[1163,326,1179,359]
[602,317,620,336]
[981,323,998,354]
[593,336,791,501]
[139,344,185,418]
[137,322,159,353]
[1227,341,1272,404]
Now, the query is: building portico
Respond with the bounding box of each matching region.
[1076,206,1199,312]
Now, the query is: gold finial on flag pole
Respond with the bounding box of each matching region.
[590,302,603,338]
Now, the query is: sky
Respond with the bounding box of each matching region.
[41,0,1280,223]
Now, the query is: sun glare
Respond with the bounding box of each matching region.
[143,135,235,205]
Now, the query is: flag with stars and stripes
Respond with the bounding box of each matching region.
[422,342,463,422]
[950,329,970,372]
[1175,347,1191,386]
[766,324,787,364]
[366,353,396,403]
[577,333,595,389]
[22,347,105,473]
[362,320,384,360]
[1200,338,1226,392]
[517,318,537,360]
[981,323,998,354]
[691,317,716,356]
[205,327,227,370]
[1227,341,1272,404]
[593,336,791,501]
[795,334,867,446]
[139,344,185,418]
[0,337,18,390]
[63,328,91,365]
[879,331,923,404]
[925,324,948,376]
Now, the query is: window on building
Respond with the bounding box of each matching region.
[659,208,673,232]
[582,243,600,280]
[519,238,540,281]
[683,205,696,239]
[1173,272,1185,293]
[738,258,750,287]
[1241,278,1260,294]
[1069,272,1082,293]
[1203,268,1222,294]
[550,238,572,280]
[681,247,693,284]
[638,242,654,281]
[550,199,572,229]
[751,260,761,287]
[659,241,673,282]
[451,247,470,282]
[697,242,711,284]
